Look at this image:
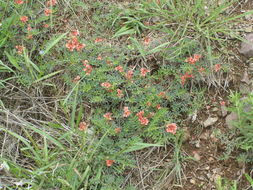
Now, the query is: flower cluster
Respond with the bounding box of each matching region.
[181,73,194,86]
[103,112,112,120]
[66,36,85,52]
[136,111,149,126]
[15,45,24,54]
[123,107,131,118]
[140,68,150,77]
[83,60,92,75]
[166,123,177,134]
[185,54,201,65]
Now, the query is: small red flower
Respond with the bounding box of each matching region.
[220,101,226,106]
[83,63,92,75]
[136,110,144,118]
[27,24,32,31]
[198,67,205,72]
[115,65,124,73]
[97,55,102,60]
[166,123,177,134]
[125,70,134,80]
[117,89,123,98]
[103,112,112,120]
[44,9,52,16]
[146,102,152,107]
[143,37,151,46]
[46,0,57,6]
[66,37,85,52]
[95,38,104,43]
[79,122,88,131]
[76,43,86,51]
[115,127,121,133]
[140,68,150,77]
[44,24,49,28]
[139,116,149,126]
[71,29,79,36]
[214,64,221,72]
[15,45,24,54]
[123,107,131,118]
[185,54,201,65]
[15,0,24,4]
[181,73,194,86]
[101,82,112,88]
[20,16,28,23]
[72,75,81,83]
[156,104,161,110]
[106,160,114,167]
[157,91,165,97]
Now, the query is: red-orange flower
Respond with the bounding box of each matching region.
[95,38,104,43]
[97,55,102,60]
[20,16,28,23]
[185,54,202,65]
[101,82,112,88]
[166,123,177,134]
[72,75,81,83]
[117,89,123,98]
[157,91,165,97]
[156,104,161,110]
[115,127,121,133]
[181,73,194,86]
[214,64,221,72]
[125,70,134,80]
[140,68,150,77]
[123,107,131,118]
[220,101,226,106]
[143,37,151,46]
[15,45,24,54]
[106,160,114,167]
[79,122,88,131]
[146,102,152,107]
[71,29,79,36]
[83,63,92,75]
[136,111,144,118]
[44,9,52,16]
[44,24,49,28]
[27,24,32,31]
[115,65,123,73]
[103,112,112,120]
[66,37,85,52]
[15,0,24,4]
[139,116,149,126]
[46,0,57,6]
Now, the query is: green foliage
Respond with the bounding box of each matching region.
[228,92,253,154]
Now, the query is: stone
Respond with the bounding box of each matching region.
[241,70,251,84]
[203,117,218,127]
[221,105,228,117]
[225,112,238,129]
[190,179,196,184]
[240,33,253,58]
[239,83,251,95]
[193,152,201,161]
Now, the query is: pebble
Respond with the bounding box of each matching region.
[190,179,196,184]
[193,152,201,161]
[240,33,253,58]
[203,117,218,127]
[225,112,238,129]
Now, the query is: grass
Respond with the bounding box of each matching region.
[0,0,253,189]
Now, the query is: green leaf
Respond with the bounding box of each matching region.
[123,142,162,153]
[41,33,67,57]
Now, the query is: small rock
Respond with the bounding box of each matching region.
[240,33,253,58]
[208,157,214,161]
[203,117,218,127]
[193,151,201,161]
[241,70,251,84]
[245,26,253,33]
[239,83,251,95]
[221,105,228,117]
[200,131,210,140]
[204,165,210,170]
[225,112,238,129]
[195,141,201,148]
[182,127,191,142]
[212,107,219,112]
[190,179,196,184]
